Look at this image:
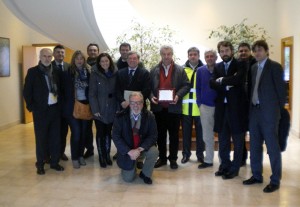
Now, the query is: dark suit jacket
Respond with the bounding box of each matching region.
[250,58,286,121]
[115,67,151,104]
[23,65,61,112]
[51,61,69,73]
[112,108,158,170]
[210,58,247,134]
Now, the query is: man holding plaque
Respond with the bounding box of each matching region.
[150,45,190,169]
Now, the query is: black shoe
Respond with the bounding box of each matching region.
[106,154,113,166]
[170,160,178,169]
[263,183,280,193]
[181,156,190,164]
[154,159,167,168]
[222,171,238,180]
[83,150,94,159]
[215,169,227,176]
[136,161,144,169]
[197,157,204,163]
[60,153,69,161]
[112,152,118,160]
[243,176,263,185]
[36,166,45,175]
[50,164,64,171]
[198,162,213,169]
[139,171,152,184]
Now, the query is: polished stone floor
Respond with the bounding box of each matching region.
[0,123,299,207]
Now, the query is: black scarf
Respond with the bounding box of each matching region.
[38,61,58,96]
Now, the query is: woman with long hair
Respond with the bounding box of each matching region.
[89,53,118,168]
[62,50,91,169]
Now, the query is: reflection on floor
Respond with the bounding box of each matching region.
[0,123,299,207]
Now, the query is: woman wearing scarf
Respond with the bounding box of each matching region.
[89,53,118,168]
[62,50,91,169]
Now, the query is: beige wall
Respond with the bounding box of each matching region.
[276,0,300,137]
[0,1,55,129]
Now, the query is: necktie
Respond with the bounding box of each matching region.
[58,64,63,71]
[224,63,229,75]
[129,69,134,83]
[252,64,263,105]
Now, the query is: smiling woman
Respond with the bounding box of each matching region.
[0,37,10,77]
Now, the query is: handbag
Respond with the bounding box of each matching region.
[73,99,93,120]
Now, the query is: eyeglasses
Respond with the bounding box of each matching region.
[129,101,143,106]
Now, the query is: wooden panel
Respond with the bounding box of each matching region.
[22,46,37,124]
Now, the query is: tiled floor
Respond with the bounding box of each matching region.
[0,123,299,207]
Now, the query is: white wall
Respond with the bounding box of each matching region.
[130,0,299,137]
[276,0,300,137]
[0,1,55,129]
[129,0,279,62]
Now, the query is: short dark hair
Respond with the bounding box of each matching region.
[53,44,65,51]
[217,41,234,53]
[187,47,200,55]
[87,43,99,52]
[251,40,269,52]
[238,42,251,50]
[119,42,131,51]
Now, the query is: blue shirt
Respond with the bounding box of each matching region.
[196,65,217,107]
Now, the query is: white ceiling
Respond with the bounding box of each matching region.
[3,0,108,52]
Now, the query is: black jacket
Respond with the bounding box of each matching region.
[210,58,248,133]
[23,65,61,112]
[112,108,157,170]
[115,67,151,104]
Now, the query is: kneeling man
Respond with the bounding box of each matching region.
[112,92,158,184]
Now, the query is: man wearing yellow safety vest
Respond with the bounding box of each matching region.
[181,47,205,164]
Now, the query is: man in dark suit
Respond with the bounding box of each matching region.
[112,92,158,184]
[243,40,286,193]
[52,45,70,161]
[237,42,257,166]
[23,48,64,175]
[210,41,247,179]
[115,51,151,167]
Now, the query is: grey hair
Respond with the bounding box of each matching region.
[204,49,217,57]
[129,91,144,101]
[160,45,174,55]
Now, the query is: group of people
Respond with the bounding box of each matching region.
[23,40,287,192]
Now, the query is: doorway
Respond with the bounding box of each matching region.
[281,36,293,116]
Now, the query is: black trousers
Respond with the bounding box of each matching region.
[154,109,181,161]
[60,117,69,155]
[181,115,204,159]
[84,119,94,152]
[218,105,244,173]
[32,104,61,167]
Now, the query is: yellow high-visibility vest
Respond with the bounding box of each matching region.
[182,67,200,116]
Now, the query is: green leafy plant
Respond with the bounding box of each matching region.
[208,18,271,53]
[107,20,181,69]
